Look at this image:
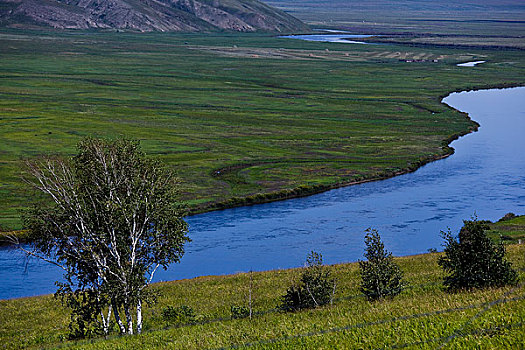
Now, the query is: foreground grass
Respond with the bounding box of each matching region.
[0,30,524,229]
[1,244,523,349]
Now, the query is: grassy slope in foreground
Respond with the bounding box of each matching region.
[0,30,524,229]
[0,244,523,349]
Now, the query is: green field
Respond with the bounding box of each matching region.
[0,243,523,349]
[1,29,524,229]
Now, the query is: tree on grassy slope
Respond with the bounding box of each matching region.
[281,251,336,311]
[20,138,189,336]
[438,218,517,291]
[359,228,405,301]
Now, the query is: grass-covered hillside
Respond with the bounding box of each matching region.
[1,30,524,229]
[0,243,523,349]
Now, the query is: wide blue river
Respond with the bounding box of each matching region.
[0,87,523,300]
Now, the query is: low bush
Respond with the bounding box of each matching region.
[438,219,518,291]
[161,305,196,325]
[281,251,336,311]
[498,212,517,222]
[230,305,250,319]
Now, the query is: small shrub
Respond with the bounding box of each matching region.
[230,305,250,319]
[55,287,105,340]
[359,228,405,301]
[281,251,336,311]
[498,212,517,222]
[161,305,196,325]
[438,219,518,291]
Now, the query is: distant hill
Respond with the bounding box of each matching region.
[0,0,309,32]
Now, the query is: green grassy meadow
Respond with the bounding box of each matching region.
[0,243,523,349]
[1,1,525,348]
[1,29,524,229]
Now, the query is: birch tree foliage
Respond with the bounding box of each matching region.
[359,228,405,301]
[21,138,190,336]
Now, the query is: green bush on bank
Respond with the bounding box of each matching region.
[439,219,518,291]
[161,305,202,325]
[359,228,405,301]
[280,251,336,311]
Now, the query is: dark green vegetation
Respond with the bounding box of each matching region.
[161,305,200,325]
[264,0,525,48]
[280,251,336,311]
[0,244,523,349]
[439,219,518,291]
[1,29,524,229]
[359,228,404,300]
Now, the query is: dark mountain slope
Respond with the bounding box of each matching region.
[0,0,308,32]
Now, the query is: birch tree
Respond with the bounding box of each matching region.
[20,138,190,336]
[359,228,404,301]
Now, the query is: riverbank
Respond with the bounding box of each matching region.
[1,243,523,349]
[0,129,468,243]
[182,83,525,216]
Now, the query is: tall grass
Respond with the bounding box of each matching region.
[1,245,523,349]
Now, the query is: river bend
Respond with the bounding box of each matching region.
[0,87,523,300]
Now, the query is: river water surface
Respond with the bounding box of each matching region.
[0,87,523,300]
[278,33,374,44]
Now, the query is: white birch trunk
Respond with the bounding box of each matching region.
[124,305,134,335]
[136,299,143,334]
[112,302,126,334]
[101,306,112,335]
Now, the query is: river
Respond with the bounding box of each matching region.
[278,33,374,44]
[0,87,523,300]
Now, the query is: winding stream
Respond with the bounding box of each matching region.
[278,33,375,44]
[0,87,523,300]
